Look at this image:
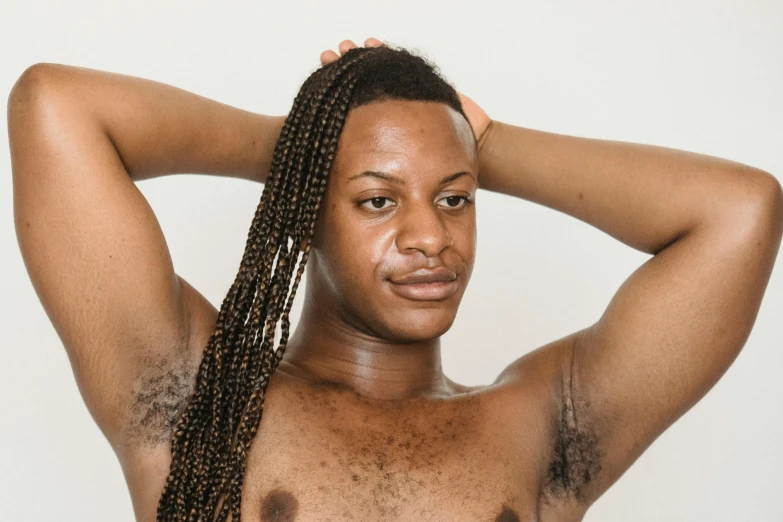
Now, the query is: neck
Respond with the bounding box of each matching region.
[279,299,454,401]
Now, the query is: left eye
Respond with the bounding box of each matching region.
[361,197,395,210]
[440,195,470,209]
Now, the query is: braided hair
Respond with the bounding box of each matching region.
[155,42,474,522]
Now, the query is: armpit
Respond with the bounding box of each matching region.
[541,345,604,505]
[123,351,198,447]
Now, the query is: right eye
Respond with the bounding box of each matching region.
[360,197,396,211]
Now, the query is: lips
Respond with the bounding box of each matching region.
[388,267,459,301]
[390,267,457,285]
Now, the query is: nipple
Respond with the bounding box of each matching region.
[495,504,521,522]
[261,488,299,522]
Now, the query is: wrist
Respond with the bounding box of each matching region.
[477,119,497,156]
[477,119,500,186]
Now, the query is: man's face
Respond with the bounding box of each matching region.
[307,99,478,343]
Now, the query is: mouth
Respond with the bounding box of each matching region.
[387,278,459,301]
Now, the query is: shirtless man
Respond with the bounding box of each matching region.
[8,38,783,522]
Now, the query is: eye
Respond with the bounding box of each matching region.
[360,196,396,211]
[359,195,473,212]
[439,195,472,209]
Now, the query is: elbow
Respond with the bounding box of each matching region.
[729,167,782,207]
[744,171,783,229]
[758,171,783,240]
[723,170,783,241]
[7,63,70,122]
[695,169,783,246]
[7,64,56,163]
[756,171,783,215]
[7,63,82,156]
[9,63,53,109]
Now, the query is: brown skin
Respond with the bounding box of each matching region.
[8,37,783,522]
[278,37,491,400]
[280,99,479,400]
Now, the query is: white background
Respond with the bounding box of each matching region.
[1,1,781,520]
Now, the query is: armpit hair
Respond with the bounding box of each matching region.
[541,342,603,505]
[124,350,198,447]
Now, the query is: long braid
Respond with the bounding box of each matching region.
[214,58,370,520]
[156,69,331,522]
[155,42,470,522]
[194,67,333,518]
[202,62,356,519]
[185,65,344,521]
[212,58,371,520]
[224,68,368,521]
[155,50,372,522]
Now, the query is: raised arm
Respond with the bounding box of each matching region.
[8,63,284,452]
[12,63,286,183]
[480,121,783,511]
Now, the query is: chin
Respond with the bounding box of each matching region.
[379,308,457,342]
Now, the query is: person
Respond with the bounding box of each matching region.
[7,37,782,522]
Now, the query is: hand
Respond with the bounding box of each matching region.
[320,38,492,145]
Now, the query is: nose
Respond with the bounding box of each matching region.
[395,199,454,257]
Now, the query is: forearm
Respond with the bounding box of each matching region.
[11,63,285,183]
[477,121,776,254]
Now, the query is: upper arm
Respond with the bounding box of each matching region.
[9,64,192,447]
[565,173,783,506]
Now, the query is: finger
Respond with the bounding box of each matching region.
[365,38,384,48]
[320,49,339,65]
[338,39,358,55]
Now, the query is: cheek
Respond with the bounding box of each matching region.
[363,227,398,273]
[320,207,395,291]
[337,225,397,289]
[450,216,477,266]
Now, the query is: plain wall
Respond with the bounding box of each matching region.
[1,1,781,520]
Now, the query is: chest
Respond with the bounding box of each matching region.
[235,380,545,522]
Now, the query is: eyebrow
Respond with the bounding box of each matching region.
[346,170,475,185]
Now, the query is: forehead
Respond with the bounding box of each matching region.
[332,99,477,180]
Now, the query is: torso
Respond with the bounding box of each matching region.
[117,286,585,522]
[236,372,540,522]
